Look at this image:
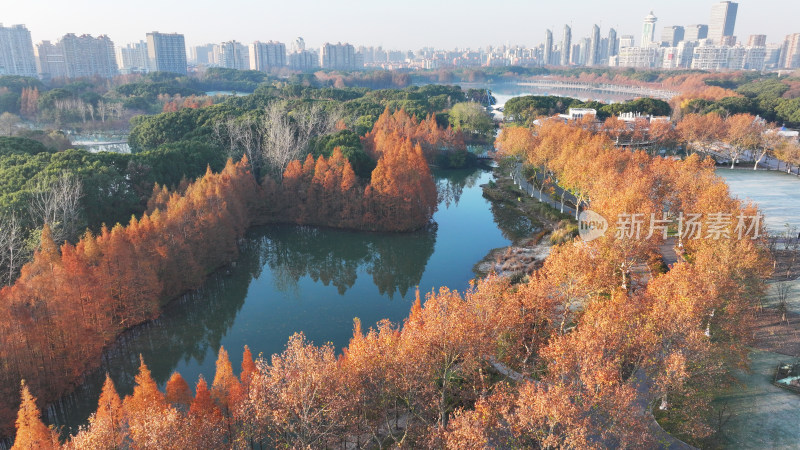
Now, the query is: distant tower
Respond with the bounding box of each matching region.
[544,29,553,65]
[641,11,657,47]
[146,32,187,75]
[661,26,685,47]
[709,1,738,44]
[291,37,305,53]
[561,25,571,66]
[608,28,618,58]
[588,24,600,66]
[0,24,37,77]
[685,24,709,41]
[747,34,766,47]
[620,35,635,48]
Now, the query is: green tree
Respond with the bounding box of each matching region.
[448,102,494,141]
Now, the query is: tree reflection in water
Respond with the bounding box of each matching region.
[436,167,482,209]
[257,224,436,298]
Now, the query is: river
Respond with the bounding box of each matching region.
[49,167,538,434]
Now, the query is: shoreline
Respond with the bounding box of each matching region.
[472,166,575,281]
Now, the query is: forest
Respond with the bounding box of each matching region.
[0,104,452,441]
[4,112,773,448]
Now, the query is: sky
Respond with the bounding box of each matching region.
[4,0,799,50]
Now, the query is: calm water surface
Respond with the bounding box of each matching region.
[716,169,800,233]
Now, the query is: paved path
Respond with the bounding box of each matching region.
[510,163,577,217]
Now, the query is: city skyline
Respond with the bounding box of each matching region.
[5,0,799,51]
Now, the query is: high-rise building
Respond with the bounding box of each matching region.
[620,35,635,48]
[764,43,783,69]
[61,34,117,79]
[37,34,117,79]
[249,41,286,72]
[191,44,214,65]
[782,33,800,69]
[641,11,658,47]
[747,34,767,47]
[35,41,66,79]
[570,43,580,65]
[608,28,619,59]
[598,37,610,63]
[291,37,306,53]
[742,46,767,70]
[146,32,187,75]
[544,29,553,65]
[289,49,318,71]
[615,46,662,68]
[661,26,685,47]
[217,41,248,70]
[560,25,571,65]
[691,44,733,70]
[0,24,37,77]
[320,42,359,70]
[709,1,738,44]
[116,41,149,74]
[684,24,709,42]
[588,24,600,66]
[575,37,589,65]
[662,42,701,70]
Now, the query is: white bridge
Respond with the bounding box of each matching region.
[517,80,679,100]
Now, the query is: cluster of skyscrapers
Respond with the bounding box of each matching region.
[188,39,360,72]
[610,2,800,70]
[1,1,799,81]
[0,24,366,80]
[538,24,620,67]
[0,23,365,79]
[535,2,799,71]
[0,26,190,79]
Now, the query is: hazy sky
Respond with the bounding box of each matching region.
[5,0,799,50]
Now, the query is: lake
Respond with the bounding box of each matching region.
[717,168,800,234]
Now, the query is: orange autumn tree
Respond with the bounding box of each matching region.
[273,143,437,232]
[67,375,126,449]
[165,372,193,411]
[363,108,466,161]
[10,382,57,450]
[365,134,438,231]
[0,158,259,436]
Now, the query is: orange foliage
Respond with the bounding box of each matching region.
[362,108,466,161]
[8,104,772,447]
[162,95,213,112]
[0,158,259,436]
[270,144,437,232]
[10,382,57,450]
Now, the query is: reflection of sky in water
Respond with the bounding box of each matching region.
[717,169,800,234]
